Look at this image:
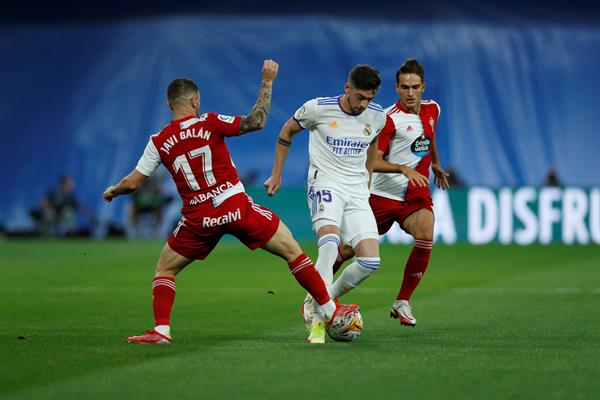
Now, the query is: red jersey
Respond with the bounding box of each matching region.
[370,100,441,202]
[135,112,244,219]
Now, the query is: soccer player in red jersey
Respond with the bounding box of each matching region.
[333,59,449,327]
[103,60,352,344]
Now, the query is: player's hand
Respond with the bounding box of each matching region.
[103,186,117,202]
[262,59,279,83]
[432,163,450,190]
[264,176,282,197]
[402,167,429,187]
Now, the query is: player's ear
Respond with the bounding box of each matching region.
[344,82,351,94]
[422,82,426,93]
[167,100,173,111]
[191,93,200,110]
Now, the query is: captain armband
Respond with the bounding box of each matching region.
[277,137,292,147]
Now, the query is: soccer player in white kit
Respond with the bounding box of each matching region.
[265,65,388,343]
[334,59,450,327]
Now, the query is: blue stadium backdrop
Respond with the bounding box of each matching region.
[1,10,599,242]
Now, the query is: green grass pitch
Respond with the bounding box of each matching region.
[1,240,599,399]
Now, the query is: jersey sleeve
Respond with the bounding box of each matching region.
[209,112,242,137]
[426,100,441,131]
[292,99,318,130]
[135,138,161,177]
[377,115,396,154]
[432,100,441,119]
[373,106,387,137]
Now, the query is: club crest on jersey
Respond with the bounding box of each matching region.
[429,117,435,131]
[363,123,372,136]
[217,114,235,124]
[411,135,431,157]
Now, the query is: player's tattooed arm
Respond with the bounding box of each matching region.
[239,81,272,133]
[240,59,279,134]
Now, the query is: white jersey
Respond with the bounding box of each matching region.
[294,96,387,198]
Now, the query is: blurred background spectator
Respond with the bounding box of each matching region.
[128,172,173,239]
[30,175,96,237]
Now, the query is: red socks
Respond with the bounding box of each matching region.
[397,239,432,301]
[152,277,176,326]
[288,253,331,305]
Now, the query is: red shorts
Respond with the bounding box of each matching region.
[168,193,280,260]
[369,193,433,235]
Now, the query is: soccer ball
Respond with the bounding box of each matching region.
[326,308,363,342]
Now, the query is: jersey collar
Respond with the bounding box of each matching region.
[338,95,360,116]
[171,115,197,125]
[395,100,414,114]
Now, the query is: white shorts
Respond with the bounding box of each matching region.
[307,185,379,248]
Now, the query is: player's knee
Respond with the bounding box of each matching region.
[154,242,192,278]
[356,257,380,275]
[316,224,340,237]
[284,239,303,262]
[281,227,303,255]
[353,237,379,258]
[155,261,178,278]
[413,221,434,240]
[340,244,355,260]
[317,233,340,249]
[414,227,433,241]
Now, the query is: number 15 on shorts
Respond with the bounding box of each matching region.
[309,188,332,217]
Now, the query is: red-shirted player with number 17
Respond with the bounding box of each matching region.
[103,60,353,344]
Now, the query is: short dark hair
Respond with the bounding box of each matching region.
[167,78,199,106]
[348,64,381,91]
[396,58,425,84]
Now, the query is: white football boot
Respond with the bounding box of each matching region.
[390,300,417,327]
[301,293,314,332]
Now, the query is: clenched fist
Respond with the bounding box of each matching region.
[262,59,279,83]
